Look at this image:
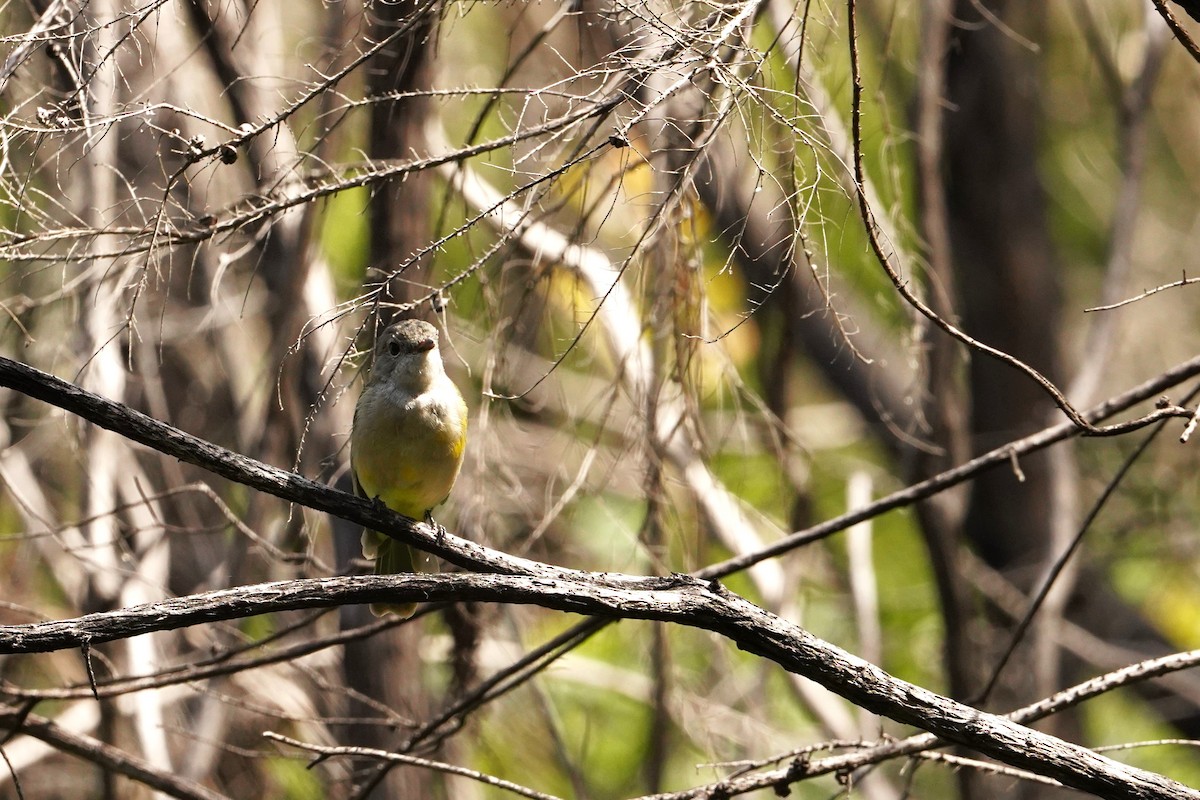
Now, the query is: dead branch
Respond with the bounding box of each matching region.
[0,572,1197,799]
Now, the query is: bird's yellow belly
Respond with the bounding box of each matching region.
[351,392,466,520]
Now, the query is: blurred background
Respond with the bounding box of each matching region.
[2,1,1200,798]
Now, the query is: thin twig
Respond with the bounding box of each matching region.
[911,751,1064,788]
[699,354,1200,580]
[845,0,1100,433]
[975,381,1200,703]
[2,350,1199,599]
[265,732,565,800]
[1150,0,1200,62]
[633,647,1200,799]
[1070,10,1169,403]
[0,613,398,701]
[0,704,229,800]
[1085,274,1200,313]
[1181,403,1200,443]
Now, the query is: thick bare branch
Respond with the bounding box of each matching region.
[1,572,1197,799]
[3,348,1199,589]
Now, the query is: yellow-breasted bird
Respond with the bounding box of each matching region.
[350,319,468,617]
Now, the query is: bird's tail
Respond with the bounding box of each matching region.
[362,531,419,618]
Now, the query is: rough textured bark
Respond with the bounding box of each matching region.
[5,351,1200,797]
[5,352,1194,582]
[4,573,1199,800]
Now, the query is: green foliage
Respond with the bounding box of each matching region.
[264,755,326,800]
[320,186,371,298]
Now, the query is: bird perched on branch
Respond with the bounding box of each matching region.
[351,319,468,617]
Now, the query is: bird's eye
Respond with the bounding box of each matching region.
[388,340,401,357]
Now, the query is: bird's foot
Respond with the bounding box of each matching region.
[425,511,447,543]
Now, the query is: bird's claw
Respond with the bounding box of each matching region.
[425,511,447,543]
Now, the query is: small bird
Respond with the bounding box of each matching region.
[350,319,468,617]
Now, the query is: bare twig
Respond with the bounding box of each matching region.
[0,613,397,701]
[1085,274,1200,313]
[1070,8,1169,404]
[844,0,1108,434]
[633,647,1200,799]
[0,704,229,800]
[699,355,1200,580]
[910,751,1064,788]
[1180,403,1200,443]
[976,381,1200,703]
[402,617,609,751]
[265,732,564,800]
[1151,0,1200,62]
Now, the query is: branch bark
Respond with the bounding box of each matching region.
[1,572,1198,799]
[0,703,229,800]
[3,353,1197,587]
[4,355,1200,796]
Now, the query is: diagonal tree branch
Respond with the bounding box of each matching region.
[0,703,229,800]
[2,354,1199,590]
[2,353,1200,795]
[1153,0,1200,61]
[1,572,1198,799]
[0,354,539,579]
[3,353,1200,796]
